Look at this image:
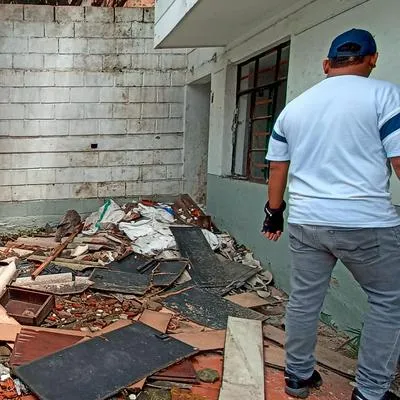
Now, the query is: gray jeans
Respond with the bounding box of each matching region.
[286,224,400,400]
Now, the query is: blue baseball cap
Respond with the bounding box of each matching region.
[328,28,377,58]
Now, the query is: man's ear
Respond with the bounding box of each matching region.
[323,59,330,74]
[370,53,379,68]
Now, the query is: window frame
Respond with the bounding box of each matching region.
[232,41,290,183]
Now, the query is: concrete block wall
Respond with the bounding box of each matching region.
[0,5,187,211]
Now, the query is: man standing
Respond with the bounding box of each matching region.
[263,29,400,400]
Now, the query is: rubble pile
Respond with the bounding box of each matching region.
[0,195,288,400]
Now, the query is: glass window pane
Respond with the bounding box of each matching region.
[253,88,273,119]
[256,51,277,87]
[234,94,252,175]
[239,61,255,92]
[249,150,268,181]
[278,45,290,80]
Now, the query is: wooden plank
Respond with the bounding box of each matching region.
[264,344,285,370]
[219,317,264,400]
[225,292,268,309]
[0,305,21,342]
[139,310,172,333]
[170,330,226,351]
[263,325,356,378]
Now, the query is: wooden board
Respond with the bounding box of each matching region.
[139,310,172,333]
[170,330,226,351]
[219,317,264,400]
[263,325,356,378]
[264,344,285,370]
[224,292,268,308]
[0,305,21,342]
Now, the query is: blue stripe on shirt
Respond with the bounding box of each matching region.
[272,130,287,143]
[380,112,400,141]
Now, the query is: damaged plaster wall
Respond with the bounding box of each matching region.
[183,0,400,331]
[0,4,187,231]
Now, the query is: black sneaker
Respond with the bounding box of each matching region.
[352,388,400,400]
[284,370,323,398]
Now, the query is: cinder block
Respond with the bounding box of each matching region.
[45,23,74,37]
[131,54,159,70]
[71,182,97,199]
[85,72,114,87]
[42,183,71,200]
[157,87,184,103]
[167,164,183,179]
[103,54,131,71]
[127,118,155,134]
[29,38,58,54]
[24,71,54,87]
[10,88,40,103]
[126,181,153,196]
[159,54,187,70]
[76,22,131,38]
[0,153,11,167]
[154,179,182,195]
[1,169,27,186]
[40,87,70,103]
[113,104,141,119]
[85,103,113,119]
[55,71,84,87]
[12,152,42,168]
[141,103,169,119]
[116,38,141,54]
[99,151,126,167]
[0,121,9,135]
[125,150,154,165]
[154,149,183,165]
[98,181,125,197]
[8,120,25,136]
[17,120,40,136]
[27,168,56,184]
[44,54,74,70]
[99,119,127,135]
[115,8,143,23]
[84,166,113,182]
[129,87,157,103]
[0,5,24,21]
[156,118,183,133]
[73,55,103,70]
[0,186,12,201]
[70,87,100,103]
[0,104,24,119]
[12,185,41,201]
[24,5,54,22]
[55,7,84,22]
[171,71,186,86]
[100,88,128,103]
[142,165,167,180]
[112,166,140,181]
[88,38,117,54]
[131,22,153,39]
[55,104,84,119]
[0,88,9,103]
[0,54,12,69]
[69,152,98,167]
[169,103,183,118]
[69,119,99,135]
[143,8,154,23]
[39,120,69,136]
[25,104,54,119]
[85,7,114,23]
[13,21,44,37]
[0,38,27,53]
[13,54,43,70]
[143,71,170,87]
[115,71,142,87]
[0,22,13,36]
[59,38,88,54]
[0,71,24,87]
[55,167,84,182]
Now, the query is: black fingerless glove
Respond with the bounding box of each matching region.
[262,201,286,233]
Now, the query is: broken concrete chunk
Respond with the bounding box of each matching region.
[196,368,220,383]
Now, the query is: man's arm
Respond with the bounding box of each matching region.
[268,161,289,208]
[391,157,400,178]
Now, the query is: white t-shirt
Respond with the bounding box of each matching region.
[266,75,400,227]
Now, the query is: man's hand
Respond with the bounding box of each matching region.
[262,201,286,241]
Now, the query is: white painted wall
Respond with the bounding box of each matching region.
[0,4,188,205]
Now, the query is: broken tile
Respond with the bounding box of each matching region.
[224,292,269,308]
[139,310,173,333]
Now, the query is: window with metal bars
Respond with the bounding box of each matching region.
[232,42,290,182]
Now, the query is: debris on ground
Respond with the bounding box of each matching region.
[0,194,358,399]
